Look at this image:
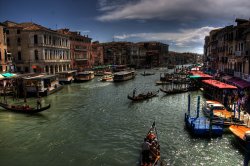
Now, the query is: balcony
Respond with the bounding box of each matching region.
[235,51,242,56]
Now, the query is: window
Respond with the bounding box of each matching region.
[17,37,21,46]
[34,50,39,60]
[44,35,46,44]
[17,29,20,34]
[7,38,10,46]
[18,51,22,60]
[6,29,9,34]
[34,35,38,44]
[0,50,1,60]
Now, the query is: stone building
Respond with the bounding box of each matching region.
[91,41,103,66]
[4,21,71,74]
[204,18,250,82]
[57,29,92,71]
[0,23,12,72]
[102,41,169,68]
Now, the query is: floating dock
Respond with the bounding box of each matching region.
[184,95,223,137]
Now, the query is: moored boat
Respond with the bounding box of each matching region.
[23,74,63,96]
[100,72,113,82]
[0,102,50,114]
[140,122,161,166]
[56,70,77,84]
[229,125,250,152]
[113,71,135,82]
[74,71,95,82]
[127,90,159,101]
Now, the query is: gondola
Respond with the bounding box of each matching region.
[140,122,161,166]
[0,102,51,114]
[127,90,159,101]
[159,87,188,94]
[141,72,155,76]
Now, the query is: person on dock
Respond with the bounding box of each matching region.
[142,138,151,165]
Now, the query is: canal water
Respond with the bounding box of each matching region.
[0,68,245,166]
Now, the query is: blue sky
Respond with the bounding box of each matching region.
[1,0,250,54]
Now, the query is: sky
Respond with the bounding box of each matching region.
[1,0,250,54]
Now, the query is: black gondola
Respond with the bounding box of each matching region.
[140,122,161,166]
[141,72,155,76]
[160,87,188,94]
[0,102,50,114]
[127,90,159,101]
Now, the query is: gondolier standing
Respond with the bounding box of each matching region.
[142,138,151,165]
[37,97,41,109]
[133,88,136,97]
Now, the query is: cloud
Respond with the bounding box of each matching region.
[96,0,250,22]
[114,26,219,53]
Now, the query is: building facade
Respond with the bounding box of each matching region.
[57,29,92,71]
[0,23,12,72]
[102,41,169,68]
[91,41,104,66]
[4,21,71,74]
[204,18,250,81]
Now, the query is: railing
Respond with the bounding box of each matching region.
[28,43,69,49]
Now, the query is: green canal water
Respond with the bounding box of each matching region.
[0,69,245,166]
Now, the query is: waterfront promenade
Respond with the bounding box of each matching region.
[0,68,247,166]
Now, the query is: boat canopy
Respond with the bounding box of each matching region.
[1,73,16,78]
[202,79,237,89]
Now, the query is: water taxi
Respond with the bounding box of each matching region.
[100,72,113,82]
[113,71,135,82]
[74,71,95,82]
[23,74,63,96]
[56,70,77,84]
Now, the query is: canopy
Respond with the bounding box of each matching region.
[189,71,213,79]
[202,79,237,89]
[227,77,250,89]
[1,73,15,78]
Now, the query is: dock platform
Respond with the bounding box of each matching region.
[185,113,223,137]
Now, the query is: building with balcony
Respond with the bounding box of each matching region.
[204,18,250,82]
[0,23,12,72]
[3,21,71,74]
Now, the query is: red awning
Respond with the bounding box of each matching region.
[202,79,237,89]
[227,77,250,89]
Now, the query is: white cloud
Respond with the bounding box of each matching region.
[97,0,250,22]
[114,26,220,53]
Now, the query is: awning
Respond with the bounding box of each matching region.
[227,77,250,89]
[222,75,232,81]
[202,79,237,89]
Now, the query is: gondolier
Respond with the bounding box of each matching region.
[142,138,151,165]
